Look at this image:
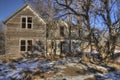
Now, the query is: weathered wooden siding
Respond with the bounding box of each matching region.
[5,5,46,54]
[47,21,69,40]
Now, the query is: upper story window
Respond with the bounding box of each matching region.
[60,26,64,37]
[21,16,32,29]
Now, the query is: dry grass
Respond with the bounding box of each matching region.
[20,68,55,80]
[0,55,7,63]
[0,53,23,63]
[107,61,120,70]
[84,77,97,80]
[63,66,91,76]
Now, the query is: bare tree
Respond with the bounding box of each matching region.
[54,0,96,59]
[24,0,56,21]
[46,20,58,55]
[0,23,5,53]
[55,0,120,61]
[93,0,120,60]
[23,0,120,62]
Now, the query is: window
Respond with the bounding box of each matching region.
[79,29,83,37]
[46,28,49,38]
[22,17,26,28]
[27,40,32,51]
[27,17,32,29]
[20,40,32,52]
[60,41,65,53]
[21,16,32,29]
[60,26,64,37]
[20,40,26,51]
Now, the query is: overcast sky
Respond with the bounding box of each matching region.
[0,0,24,22]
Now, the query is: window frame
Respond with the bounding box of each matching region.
[21,16,33,29]
[19,39,33,52]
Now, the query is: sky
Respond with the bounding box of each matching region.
[0,0,24,22]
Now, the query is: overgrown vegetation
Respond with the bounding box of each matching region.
[0,23,5,53]
[0,1,120,80]
[23,0,120,63]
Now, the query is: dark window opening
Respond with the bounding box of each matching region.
[28,40,32,45]
[27,17,32,29]
[21,17,32,29]
[21,46,26,51]
[28,24,32,29]
[60,26,64,37]
[22,18,26,28]
[27,46,32,51]
[21,40,26,45]
[20,40,26,51]
[22,23,26,28]
[60,42,65,53]
[27,40,32,51]
[22,18,26,22]
[28,17,32,22]
[20,40,32,52]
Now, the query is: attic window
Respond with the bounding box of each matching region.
[22,17,26,28]
[21,16,32,29]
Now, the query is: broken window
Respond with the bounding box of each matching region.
[21,16,32,29]
[20,40,26,51]
[27,17,32,29]
[22,17,26,28]
[60,41,65,53]
[27,40,32,51]
[60,26,64,37]
[20,40,32,52]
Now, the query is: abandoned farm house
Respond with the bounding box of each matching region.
[3,4,83,56]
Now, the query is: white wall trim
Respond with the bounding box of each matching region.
[26,5,46,25]
[21,16,33,29]
[19,38,33,53]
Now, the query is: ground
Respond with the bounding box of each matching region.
[0,54,120,80]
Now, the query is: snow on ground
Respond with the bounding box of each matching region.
[48,71,120,80]
[0,57,120,80]
[94,71,120,80]
[114,50,120,53]
[0,58,52,80]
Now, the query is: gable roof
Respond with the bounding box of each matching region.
[3,3,46,24]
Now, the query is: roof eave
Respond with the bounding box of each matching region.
[3,3,29,24]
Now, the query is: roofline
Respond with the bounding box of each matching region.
[3,4,28,24]
[3,3,46,24]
